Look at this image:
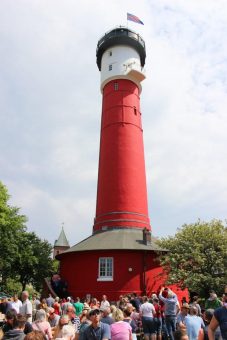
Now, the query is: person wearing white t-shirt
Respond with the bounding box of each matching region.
[19,291,33,323]
[100,295,110,310]
[11,294,22,313]
[140,296,156,340]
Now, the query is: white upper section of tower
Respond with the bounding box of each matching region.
[100,45,146,93]
[96,27,146,93]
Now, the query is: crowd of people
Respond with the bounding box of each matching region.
[0,287,226,340]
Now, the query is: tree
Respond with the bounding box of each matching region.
[13,231,54,291]
[0,182,27,288]
[156,219,227,298]
[0,181,54,292]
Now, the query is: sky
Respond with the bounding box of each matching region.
[0,0,227,247]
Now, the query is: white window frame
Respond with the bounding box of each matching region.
[97,257,113,281]
[109,64,112,71]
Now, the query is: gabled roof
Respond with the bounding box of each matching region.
[57,228,165,256]
[54,227,70,247]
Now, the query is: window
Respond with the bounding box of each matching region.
[114,82,118,91]
[98,257,113,281]
[134,107,137,115]
[109,51,112,56]
[109,64,112,71]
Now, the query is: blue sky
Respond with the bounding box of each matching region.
[1,0,227,246]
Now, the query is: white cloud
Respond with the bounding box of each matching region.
[0,0,227,245]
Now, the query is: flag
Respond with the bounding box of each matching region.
[127,13,144,25]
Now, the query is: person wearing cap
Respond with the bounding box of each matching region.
[32,309,52,339]
[176,303,190,329]
[205,291,222,310]
[83,309,110,340]
[48,307,60,328]
[208,292,227,340]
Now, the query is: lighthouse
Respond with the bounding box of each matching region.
[94,27,150,233]
[57,27,172,300]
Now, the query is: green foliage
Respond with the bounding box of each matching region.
[0,181,54,293]
[156,219,227,298]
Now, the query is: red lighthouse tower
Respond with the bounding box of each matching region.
[94,28,149,233]
[57,27,173,300]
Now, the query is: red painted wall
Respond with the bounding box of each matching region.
[59,249,182,301]
[94,79,150,232]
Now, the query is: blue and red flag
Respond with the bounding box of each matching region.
[127,13,144,25]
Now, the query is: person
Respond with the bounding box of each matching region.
[11,295,22,314]
[140,296,155,340]
[100,307,114,325]
[32,309,52,339]
[0,297,12,315]
[123,308,137,340]
[62,297,73,315]
[110,308,132,340]
[24,330,46,339]
[205,291,222,310]
[78,309,91,340]
[2,310,33,336]
[90,298,100,310]
[32,295,41,320]
[208,292,227,340]
[73,297,84,317]
[3,315,26,340]
[176,303,190,329]
[203,309,221,340]
[66,305,81,334]
[159,287,179,340]
[60,324,76,340]
[153,298,162,340]
[182,306,204,340]
[189,296,201,316]
[174,329,189,340]
[130,293,141,313]
[48,307,60,328]
[83,309,111,340]
[100,295,110,311]
[117,296,128,311]
[53,297,61,316]
[46,294,55,308]
[53,315,69,339]
[38,298,48,313]
[19,291,32,323]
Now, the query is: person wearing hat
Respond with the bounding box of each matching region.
[205,291,222,310]
[176,303,190,329]
[83,309,110,340]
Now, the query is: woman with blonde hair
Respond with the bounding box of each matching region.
[110,308,132,340]
[52,315,69,339]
